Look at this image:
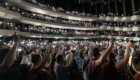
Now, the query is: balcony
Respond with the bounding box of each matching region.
[100,26,107,30]
[107,26,115,30]
[0,7,20,19]
[123,27,132,31]
[115,27,123,31]
[0,30,139,40]
[17,16,100,30]
[131,15,140,21]
[122,16,131,22]
[106,16,114,21]
[132,26,140,31]
[114,17,122,22]
[11,0,98,21]
[99,16,106,21]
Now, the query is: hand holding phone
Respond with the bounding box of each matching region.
[126,38,133,44]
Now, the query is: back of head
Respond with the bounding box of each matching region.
[19,51,24,57]
[108,53,116,62]
[55,54,62,63]
[0,49,10,64]
[118,49,125,57]
[31,54,40,64]
[120,46,122,49]
[88,48,99,57]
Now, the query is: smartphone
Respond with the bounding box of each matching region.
[126,38,129,43]
[15,32,21,42]
[126,38,133,44]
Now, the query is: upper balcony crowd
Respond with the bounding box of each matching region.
[0,1,140,29]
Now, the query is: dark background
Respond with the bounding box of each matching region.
[37,0,140,16]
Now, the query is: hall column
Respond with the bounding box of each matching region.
[2,37,6,43]
[101,3,104,14]
[3,19,7,29]
[115,0,119,27]
[131,0,135,13]
[13,21,15,30]
[21,24,24,31]
[111,30,112,36]
[97,30,99,36]
[104,30,105,35]
[122,0,127,27]
[115,0,118,14]
[131,0,137,26]
[122,0,126,16]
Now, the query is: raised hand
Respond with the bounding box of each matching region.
[69,52,74,58]
[126,41,132,48]
[109,38,113,47]
[50,53,53,60]
[13,33,19,44]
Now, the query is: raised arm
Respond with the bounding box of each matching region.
[61,45,65,55]
[45,53,53,68]
[29,46,52,73]
[115,41,132,70]
[129,51,140,74]
[0,33,19,73]
[83,47,87,54]
[66,52,74,70]
[96,39,113,67]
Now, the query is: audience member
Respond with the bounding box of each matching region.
[54,52,74,80]
[0,33,21,80]
[87,39,113,80]
[102,41,133,80]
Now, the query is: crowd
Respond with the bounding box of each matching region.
[20,9,93,27]
[99,13,126,17]
[0,1,140,28]
[1,23,140,37]
[0,33,140,80]
[0,21,140,37]
[0,2,94,27]
[22,0,93,17]
[133,9,140,15]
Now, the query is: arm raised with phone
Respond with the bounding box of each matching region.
[65,52,74,70]
[0,33,19,73]
[96,39,113,66]
[115,41,132,70]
